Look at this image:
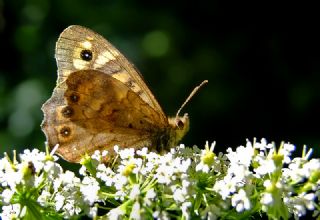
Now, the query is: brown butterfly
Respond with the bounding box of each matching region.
[41,25,207,163]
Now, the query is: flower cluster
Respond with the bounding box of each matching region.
[0,139,319,219]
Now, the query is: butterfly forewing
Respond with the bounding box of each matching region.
[55,25,165,117]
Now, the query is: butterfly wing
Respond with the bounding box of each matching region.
[55,25,165,119]
[42,70,169,162]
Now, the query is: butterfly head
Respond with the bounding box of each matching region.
[168,113,190,145]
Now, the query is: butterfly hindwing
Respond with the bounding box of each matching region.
[41,70,168,162]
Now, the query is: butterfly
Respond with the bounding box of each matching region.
[41,25,207,163]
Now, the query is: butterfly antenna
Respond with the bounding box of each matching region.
[176,80,208,118]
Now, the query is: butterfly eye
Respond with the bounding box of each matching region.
[177,120,184,129]
[80,49,93,61]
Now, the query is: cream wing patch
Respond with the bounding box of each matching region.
[81,41,92,49]
[112,71,147,101]
[94,50,116,69]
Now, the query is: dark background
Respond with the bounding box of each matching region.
[0,0,319,159]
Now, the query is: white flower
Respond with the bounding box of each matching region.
[118,148,135,159]
[302,193,316,210]
[254,156,276,176]
[251,138,273,151]
[284,158,320,185]
[64,199,82,217]
[213,176,236,200]
[79,165,87,176]
[196,141,216,173]
[0,158,19,189]
[60,170,80,185]
[171,178,191,204]
[173,157,191,173]
[115,189,126,201]
[226,143,254,168]
[96,164,115,186]
[54,171,78,191]
[141,160,156,176]
[37,190,51,206]
[261,180,274,207]
[155,154,175,184]
[0,139,318,219]
[90,150,108,164]
[107,207,124,220]
[114,145,120,153]
[231,189,251,212]
[5,166,23,189]
[280,143,295,164]
[129,184,140,200]
[261,192,273,206]
[303,159,320,177]
[173,187,186,203]
[113,171,129,201]
[144,188,156,206]
[213,145,255,200]
[88,206,98,218]
[153,210,170,220]
[55,192,65,211]
[113,173,128,190]
[53,177,62,191]
[285,193,316,217]
[43,160,63,181]
[0,189,14,204]
[0,157,11,182]
[263,179,272,188]
[80,176,100,205]
[130,201,141,220]
[136,147,149,157]
[181,201,192,220]
[1,204,25,220]
[91,150,104,162]
[195,161,210,173]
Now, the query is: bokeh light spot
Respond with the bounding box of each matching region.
[7,80,44,137]
[14,25,39,53]
[142,30,170,57]
[8,110,34,137]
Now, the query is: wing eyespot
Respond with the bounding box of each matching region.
[60,126,71,137]
[80,49,93,61]
[69,93,80,103]
[61,106,74,118]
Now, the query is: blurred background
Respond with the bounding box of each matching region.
[0,0,319,160]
